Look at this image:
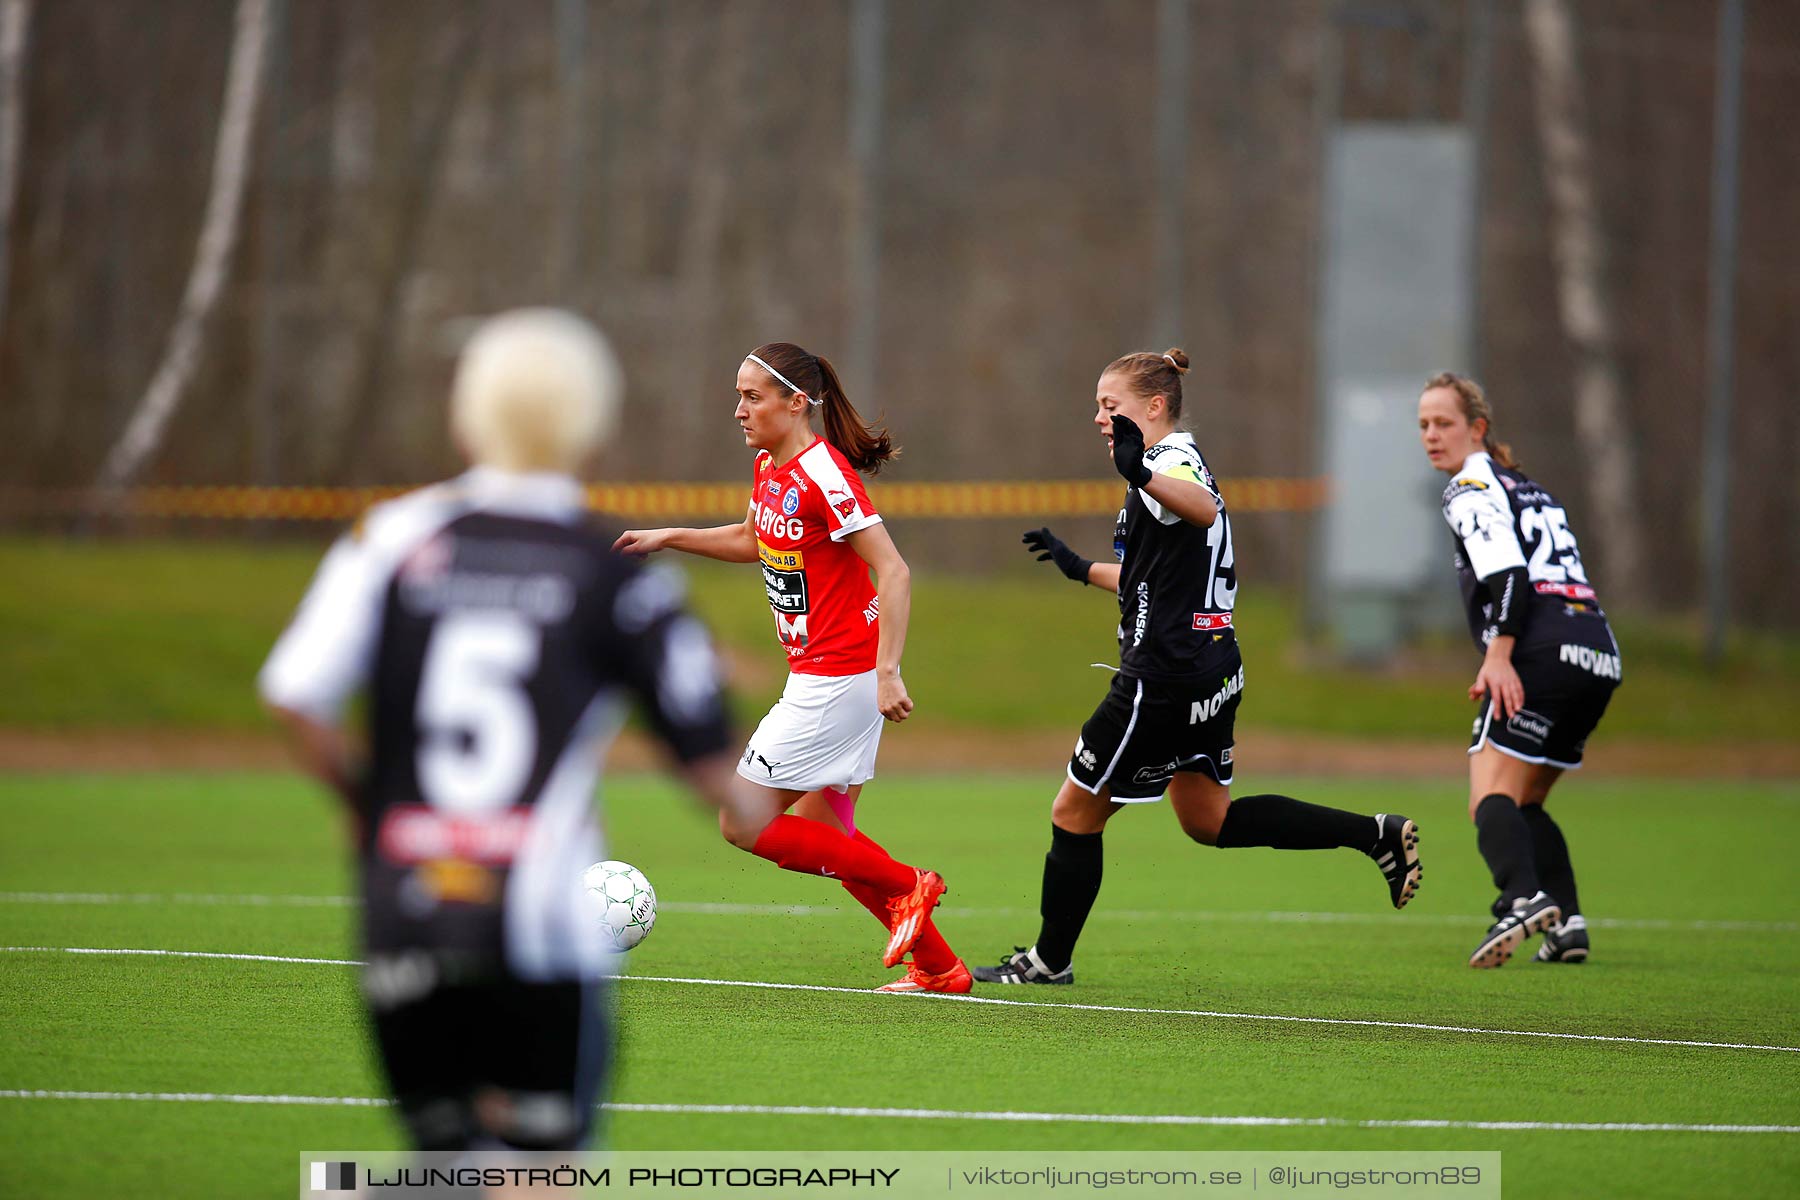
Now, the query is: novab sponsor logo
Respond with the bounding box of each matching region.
[1558,643,1622,680]
[1189,667,1245,725]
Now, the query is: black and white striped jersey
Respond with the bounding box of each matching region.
[1441,452,1617,657]
[1112,431,1240,684]
[259,467,732,981]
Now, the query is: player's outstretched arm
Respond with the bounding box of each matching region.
[846,522,915,722]
[1021,527,1119,593]
[613,504,758,563]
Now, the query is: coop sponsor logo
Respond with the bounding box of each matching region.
[1558,643,1622,680]
[1192,612,1233,631]
[377,806,531,865]
[1537,580,1598,601]
[1189,667,1245,725]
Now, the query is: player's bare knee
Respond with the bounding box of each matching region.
[718,809,763,851]
[1050,788,1109,835]
[1180,810,1223,846]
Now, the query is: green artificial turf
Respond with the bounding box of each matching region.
[1,771,1796,1198]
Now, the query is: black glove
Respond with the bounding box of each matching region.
[1109,414,1153,488]
[1023,527,1093,585]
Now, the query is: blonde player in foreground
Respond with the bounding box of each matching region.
[263,308,783,1151]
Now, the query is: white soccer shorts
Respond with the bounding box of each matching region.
[736,669,884,794]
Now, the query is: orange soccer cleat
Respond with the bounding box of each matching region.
[881,869,947,968]
[875,958,973,994]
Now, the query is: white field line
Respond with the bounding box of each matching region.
[3,945,361,966]
[0,1090,1794,1135]
[0,891,1791,933]
[4,946,1796,1055]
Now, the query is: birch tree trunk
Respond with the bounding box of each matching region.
[1523,0,1646,596]
[92,0,271,494]
[0,0,32,340]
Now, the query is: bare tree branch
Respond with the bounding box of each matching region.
[92,0,271,495]
[0,0,33,340]
[1523,0,1646,595]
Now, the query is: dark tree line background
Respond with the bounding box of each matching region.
[1,0,1796,624]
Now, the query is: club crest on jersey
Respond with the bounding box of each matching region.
[782,486,800,516]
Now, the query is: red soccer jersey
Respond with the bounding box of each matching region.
[751,439,884,676]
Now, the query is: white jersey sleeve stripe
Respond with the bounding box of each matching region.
[1138,432,1214,526]
[1441,452,1527,580]
[257,535,385,721]
[257,489,463,720]
[796,440,884,542]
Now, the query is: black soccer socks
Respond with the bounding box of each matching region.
[1520,803,1581,918]
[1474,792,1541,907]
[1216,793,1379,851]
[1034,823,1103,974]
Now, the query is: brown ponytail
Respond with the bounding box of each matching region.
[746,342,899,474]
[1424,371,1519,469]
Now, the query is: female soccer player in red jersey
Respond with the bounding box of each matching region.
[615,343,968,993]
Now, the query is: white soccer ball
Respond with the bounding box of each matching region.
[583,860,657,952]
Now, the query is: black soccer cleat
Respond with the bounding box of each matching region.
[1469,891,1562,968]
[1369,813,1422,910]
[1534,915,1590,963]
[969,945,1074,985]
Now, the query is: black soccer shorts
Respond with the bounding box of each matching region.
[366,964,611,1151]
[1469,640,1620,769]
[1067,658,1244,801]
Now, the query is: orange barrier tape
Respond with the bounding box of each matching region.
[1,478,1330,522]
